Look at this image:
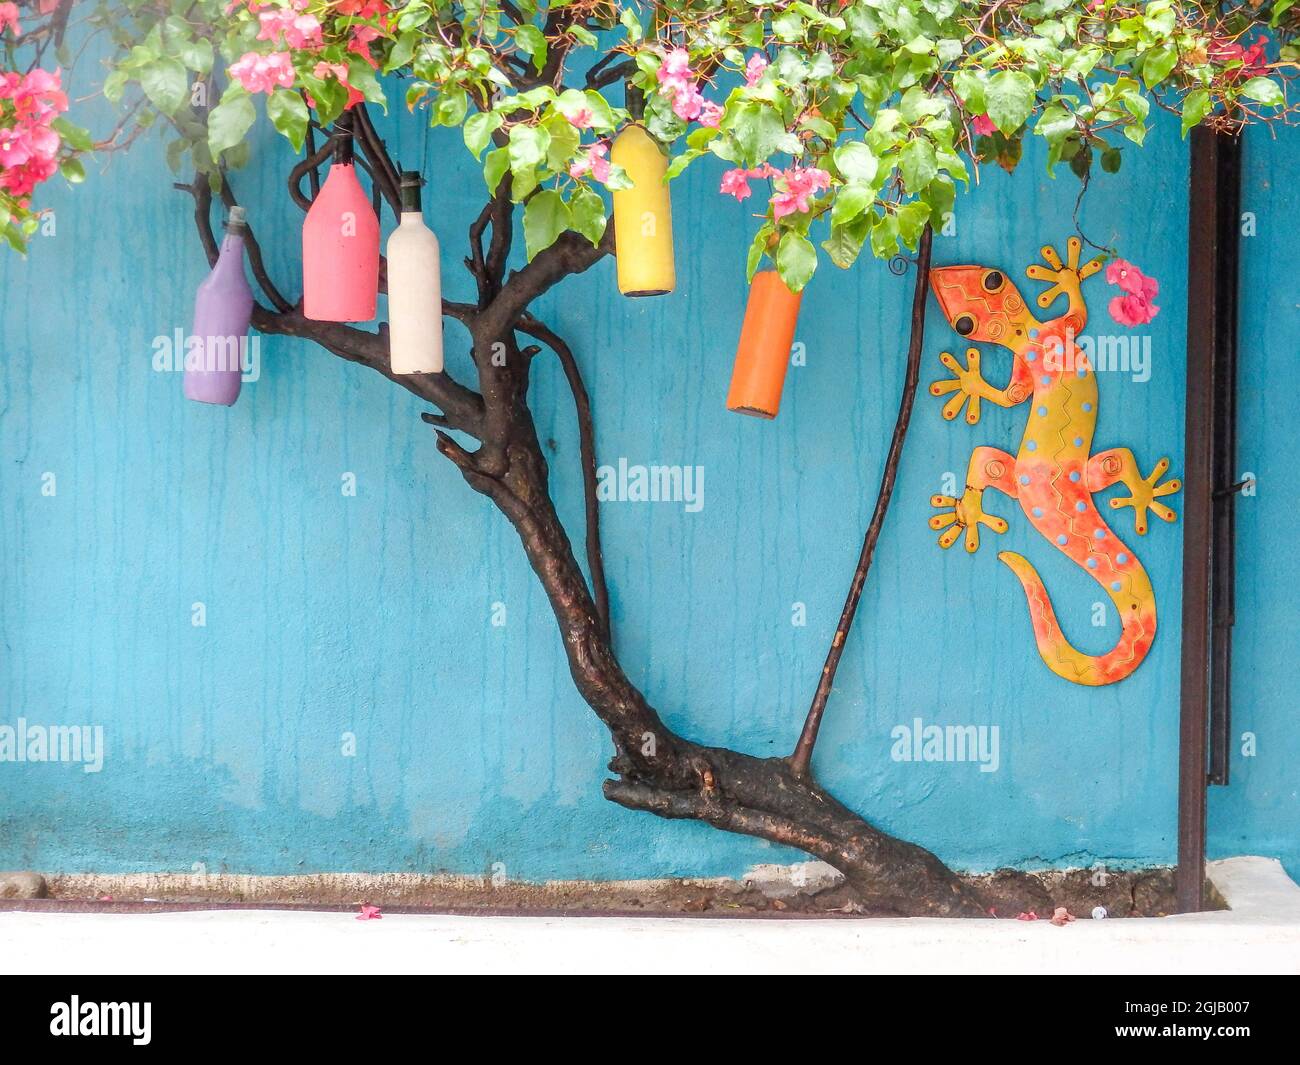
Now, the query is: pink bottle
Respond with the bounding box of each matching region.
[185,206,253,406]
[302,111,379,322]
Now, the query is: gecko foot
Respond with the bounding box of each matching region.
[930,487,1009,553]
[929,348,988,425]
[1025,236,1104,311]
[1109,456,1182,535]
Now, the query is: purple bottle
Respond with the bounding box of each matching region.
[185,206,254,406]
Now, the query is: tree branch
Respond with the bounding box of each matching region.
[790,226,933,781]
[517,312,611,644]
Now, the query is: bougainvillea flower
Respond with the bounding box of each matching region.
[257,10,324,50]
[229,50,296,94]
[1209,34,1269,79]
[0,3,21,37]
[698,100,723,128]
[656,47,693,93]
[1050,907,1076,926]
[335,0,389,17]
[1105,258,1160,325]
[569,141,610,183]
[720,168,754,201]
[770,165,831,219]
[744,53,768,87]
[356,903,382,920]
[347,24,382,64]
[1015,910,1039,921]
[971,113,997,137]
[719,164,778,203]
[566,107,593,130]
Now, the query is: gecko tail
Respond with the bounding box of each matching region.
[997,551,1154,687]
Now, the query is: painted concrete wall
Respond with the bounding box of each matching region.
[1207,128,1299,879]
[0,77,1292,882]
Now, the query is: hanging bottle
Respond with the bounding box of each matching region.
[386,171,444,374]
[727,270,803,419]
[185,205,254,406]
[302,111,379,322]
[611,89,675,297]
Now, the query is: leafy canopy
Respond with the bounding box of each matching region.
[4,1,1298,284]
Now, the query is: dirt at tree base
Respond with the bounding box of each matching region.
[10,867,1225,919]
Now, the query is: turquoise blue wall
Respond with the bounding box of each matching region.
[0,84,1293,881]
[1207,129,1300,878]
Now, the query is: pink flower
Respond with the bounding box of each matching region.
[698,100,723,128]
[656,48,693,94]
[257,10,323,50]
[670,83,704,122]
[719,164,778,203]
[569,141,610,183]
[971,113,997,137]
[1105,259,1160,325]
[566,107,593,130]
[1050,907,1076,926]
[356,903,382,920]
[720,167,754,201]
[770,165,831,219]
[229,51,296,94]
[0,3,21,37]
[744,53,768,88]
[1016,911,1039,921]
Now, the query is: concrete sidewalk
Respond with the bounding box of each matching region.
[2,858,1297,975]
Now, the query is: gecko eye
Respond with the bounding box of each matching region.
[982,270,1005,292]
[953,314,976,337]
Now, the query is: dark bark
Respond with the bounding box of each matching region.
[176,139,986,916]
[791,226,932,780]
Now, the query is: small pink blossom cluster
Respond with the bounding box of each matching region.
[0,3,21,37]
[569,140,610,183]
[257,8,324,50]
[229,50,296,93]
[655,48,722,127]
[720,163,830,220]
[971,113,997,137]
[1106,259,1160,326]
[0,66,68,201]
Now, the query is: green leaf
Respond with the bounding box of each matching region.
[775,230,817,293]
[50,117,93,152]
[523,189,570,260]
[464,110,503,158]
[59,157,86,184]
[434,88,468,127]
[140,57,188,115]
[346,57,387,111]
[103,68,129,104]
[569,184,607,247]
[831,184,871,225]
[1142,44,1178,89]
[899,138,938,193]
[1180,88,1210,138]
[267,88,308,152]
[508,124,549,171]
[483,146,510,194]
[1240,77,1284,108]
[207,91,256,160]
[984,70,1036,136]
[833,142,878,185]
[1101,146,1122,174]
[514,25,548,72]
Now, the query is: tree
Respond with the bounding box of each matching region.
[2,0,1295,914]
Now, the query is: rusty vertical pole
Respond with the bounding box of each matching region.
[1179,127,1241,912]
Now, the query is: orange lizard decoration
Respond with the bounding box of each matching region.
[927,238,1182,686]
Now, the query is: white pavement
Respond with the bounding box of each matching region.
[2,857,1297,975]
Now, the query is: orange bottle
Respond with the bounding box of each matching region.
[727,270,802,418]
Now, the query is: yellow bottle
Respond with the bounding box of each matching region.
[610,124,676,297]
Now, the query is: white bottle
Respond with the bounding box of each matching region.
[387,171,444,374]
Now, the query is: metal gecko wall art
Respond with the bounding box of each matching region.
[926,238,1182,686]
